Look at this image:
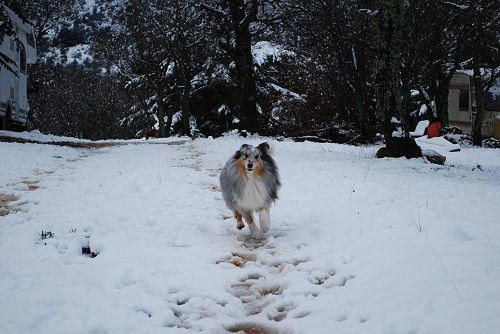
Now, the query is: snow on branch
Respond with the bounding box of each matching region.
[200,2,228,17]
[240,0,258,27]
[252,41,295,66]
[441,1,469,10]
[358,8,379,16]
[269,83,305,102]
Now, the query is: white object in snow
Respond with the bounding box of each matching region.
[410,120,430,137]
[415,135,461,155]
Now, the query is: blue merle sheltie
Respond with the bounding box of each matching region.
[220,142,281,235]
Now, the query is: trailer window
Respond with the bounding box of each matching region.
[459,90,469,111]
[20,44,26,74]
[27,32,35,48]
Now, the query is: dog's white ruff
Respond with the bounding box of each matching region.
[235,175,268,211]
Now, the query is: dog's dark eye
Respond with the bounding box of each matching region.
[244,154,249,159]
[255,155,260,160]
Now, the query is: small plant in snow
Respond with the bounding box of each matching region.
[410,213,423,233]
[40,231,54,240]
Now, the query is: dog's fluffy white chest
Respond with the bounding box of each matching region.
[236,176,267,210]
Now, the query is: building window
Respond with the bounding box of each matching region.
[459,90,469,111]
[27,32,35,48]
[19,44,26,74]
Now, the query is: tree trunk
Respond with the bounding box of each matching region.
[436,82,450,126]
[401,86,412,135]
[351,46,373,142]
[179,85,191,136]
[234,39,258,134]
[374,0,422,161]
[376,0,405,140]
[472,61,485,146]
[228,0,259,134]
[164,106,173,137]
[157,98,166,138]
[375,82,397,140]
[433,65,455,127]
[354,92,369,141]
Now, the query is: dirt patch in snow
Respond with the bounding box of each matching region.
[19,180,40,191]
[226,322,279,334]
[0,135,116,149]
[0,193,20,216]
[0,133,188,149]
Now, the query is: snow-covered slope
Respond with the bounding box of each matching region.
[1,137,499,333]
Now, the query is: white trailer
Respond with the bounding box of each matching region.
[0,4,37,130]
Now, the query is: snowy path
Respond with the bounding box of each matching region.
[1,136,500,333]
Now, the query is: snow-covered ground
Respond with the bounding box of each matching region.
[1,133,500,334]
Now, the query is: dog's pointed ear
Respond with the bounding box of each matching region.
[257,142,270,154]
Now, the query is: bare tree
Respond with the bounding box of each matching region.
[4,0,82,53]
[283,0,377,142]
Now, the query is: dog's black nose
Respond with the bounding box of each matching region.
[247,163,253,169]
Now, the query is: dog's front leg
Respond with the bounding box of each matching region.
[243,211,259,235]
[259,208,271,233]
[234,211,244,230]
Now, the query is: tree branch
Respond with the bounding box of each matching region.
[200,2,228,17]
[240,0,258,27]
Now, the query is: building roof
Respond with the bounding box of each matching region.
[1,4,35,33]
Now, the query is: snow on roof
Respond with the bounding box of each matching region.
[455,70,474,76]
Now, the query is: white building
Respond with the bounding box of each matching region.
[0,4,37,130]
[448,71,500,138]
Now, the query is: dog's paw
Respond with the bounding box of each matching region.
[259,220,270,233]
[252,230,264,240]
[258,211,271,234]
[260,225,269,233]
